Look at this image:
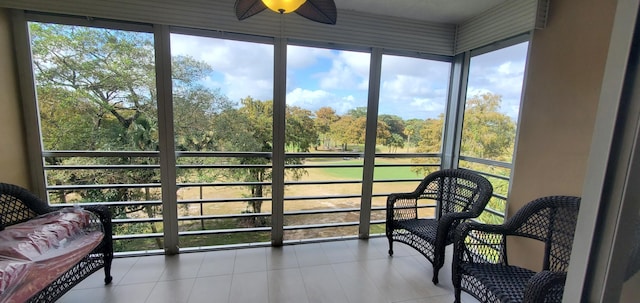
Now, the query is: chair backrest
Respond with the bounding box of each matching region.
[416,168,493,219]
[0,183,51,229]
[505,195,581,272]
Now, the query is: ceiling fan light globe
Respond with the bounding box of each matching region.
[262,0,306,14]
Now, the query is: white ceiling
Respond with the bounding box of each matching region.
[334,0,508,24]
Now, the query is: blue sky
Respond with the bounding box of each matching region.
[170,34,528,121]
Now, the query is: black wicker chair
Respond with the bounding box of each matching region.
[386,168,493,284]
[452,195,581,303]
[0,183,113,302]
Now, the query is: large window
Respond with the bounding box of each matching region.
[284,45,371,240]
[28,21,163,251]
[170,32,275,248]
[460,40,529,223]
[370,54,451,233]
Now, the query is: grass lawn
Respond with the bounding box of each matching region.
[314,158,426,180]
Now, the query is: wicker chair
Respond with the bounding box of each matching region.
[452,195,581,303]
[386,168,493,284]
[0,183,113,302]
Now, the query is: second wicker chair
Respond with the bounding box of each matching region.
[386,168,493,284]
[452,195,581,303]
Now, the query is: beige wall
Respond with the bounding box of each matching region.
[0,8,30,188]
[507,0,617,269]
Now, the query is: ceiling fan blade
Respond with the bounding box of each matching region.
[295,0,337,25]
[235,0,268,20]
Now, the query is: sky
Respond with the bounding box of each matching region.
[170,34,529,121]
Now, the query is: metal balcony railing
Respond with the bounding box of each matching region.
[40,150,509,255]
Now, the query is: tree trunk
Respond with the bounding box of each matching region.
[145,187,163,249]
[247,169,265,226]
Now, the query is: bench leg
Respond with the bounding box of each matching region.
[104,254,113,284]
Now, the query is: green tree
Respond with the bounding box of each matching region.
[347,107,367,119]
[287,106,318,152]
[376,120,392,148]
[31,24,157,152]
[226,98,314,223]
[314,107,339,149]
[404,118,424,151]
[232,97,273,219]
[379,114,406,139]
[30,23,163,249]
[411,117,443,175]
[460,93,516,224]
[386,133,405,152]
[30,23,227,250]
[330,115,366,151]
[461,93,516,162]
[378,114,405,152]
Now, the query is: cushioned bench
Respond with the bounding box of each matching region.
[0,183,113,303]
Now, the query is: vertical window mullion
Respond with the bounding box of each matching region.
[271,37,287,246]
[154,24,179,255]
[359,47,382,238]
[441,52,470,170]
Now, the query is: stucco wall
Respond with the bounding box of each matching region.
[507,0,617,269]
[0,8,30,188]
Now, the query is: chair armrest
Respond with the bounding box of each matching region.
[436,211,481,245]
[522,270,567,303]
[386,193,419,222]
[49,204,113,258]
[83,205,114,258]
[82,205,113,235]
[453,221,510,265]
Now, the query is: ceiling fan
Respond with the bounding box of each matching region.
[234,0,337,25]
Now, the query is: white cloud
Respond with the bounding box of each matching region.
[286,88,333,108]
[335,95,359,114]
[466,87,492,98]
[319,60,360,90]
[317,51,370,90]
[381,55,450,82]
[170,34,274,102]
[411,97,445,112]
[374,55,452,119]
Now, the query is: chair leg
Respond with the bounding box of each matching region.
[387,236,394,256]
[432,248,444,284]
[452,271,462,303]
[454,288,461,303]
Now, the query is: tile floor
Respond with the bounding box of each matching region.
[58,237,479,303]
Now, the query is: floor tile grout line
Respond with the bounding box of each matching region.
[330,260,391,303]
[113,256,140,286]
